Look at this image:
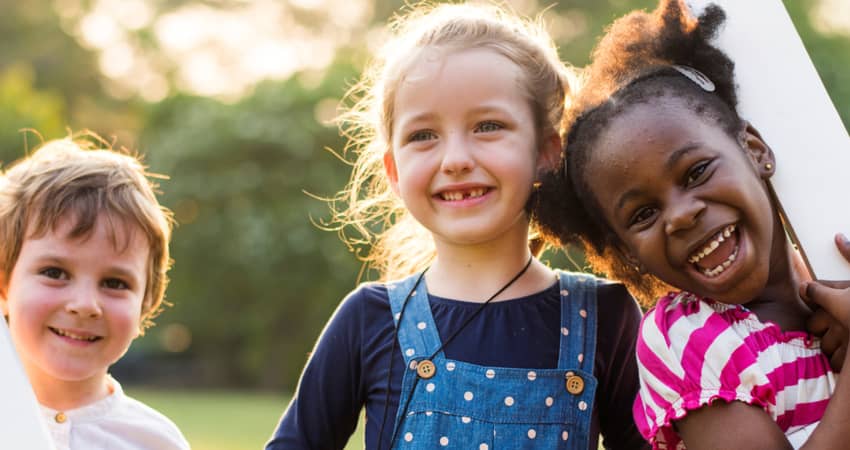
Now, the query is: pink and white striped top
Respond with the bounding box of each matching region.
[632,291,835,449]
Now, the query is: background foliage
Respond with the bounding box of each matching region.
[2,0,848,394]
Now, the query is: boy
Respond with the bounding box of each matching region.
[0,137,189,450]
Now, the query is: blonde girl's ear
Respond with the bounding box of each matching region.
[383,151,401,196]
[0,272,7,317]
[536,130,563,175]
[740,121,776,179]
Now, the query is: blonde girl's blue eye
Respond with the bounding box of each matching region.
[408,130,437,142]
[103,278,129,290]
[475,121,504,133]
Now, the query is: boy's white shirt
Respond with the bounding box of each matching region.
[41,375,190,450]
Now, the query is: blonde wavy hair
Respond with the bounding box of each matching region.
[329,2,575,281]
[0,135,174,331]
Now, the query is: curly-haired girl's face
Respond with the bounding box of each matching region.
[583,97,783,304]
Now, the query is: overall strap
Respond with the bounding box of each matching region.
[556,271,599,372]
[386,273,445,364]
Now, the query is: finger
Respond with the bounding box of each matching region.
[830,345,847,373]
[806,307,832,336]
[820,328,844,355]
[817,280,850,290]
[800,281,850,323]
[836,233,850,263]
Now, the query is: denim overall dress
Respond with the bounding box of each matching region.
[387,270,599,449]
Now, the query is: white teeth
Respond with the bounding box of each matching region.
[53,328,98,342]
[701,245,739,278]
[688,225,737,264]
[440,188,486,201]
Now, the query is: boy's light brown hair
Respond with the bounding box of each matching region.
[0,136,174,331]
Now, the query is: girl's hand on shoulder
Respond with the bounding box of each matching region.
[801,234,850,342]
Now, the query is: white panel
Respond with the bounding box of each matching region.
[0,320,55,449]
[687,0,850,279]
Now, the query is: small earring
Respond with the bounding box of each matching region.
[765,163,773,171]
[532,181,542,189]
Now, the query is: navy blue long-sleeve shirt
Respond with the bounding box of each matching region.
[267,279,648,450]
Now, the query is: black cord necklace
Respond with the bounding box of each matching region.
[376,255,535,450]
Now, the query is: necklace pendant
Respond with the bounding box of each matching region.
[416,359,437,379]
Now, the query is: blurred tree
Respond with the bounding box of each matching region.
[138,61,362,387]
[0,0,847,392]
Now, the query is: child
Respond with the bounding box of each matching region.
[0,136,190,450]
[267,3,648,449]
[534,0,850,448]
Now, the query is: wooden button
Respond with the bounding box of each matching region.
[565,374,584,395]
[55,412,67,424]
[416,359,436,379]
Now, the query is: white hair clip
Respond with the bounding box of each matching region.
[671,64,716,92]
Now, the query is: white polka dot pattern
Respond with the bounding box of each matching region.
[426,383,435,392]
[561,327,569,336]
[562,431,569,441]
[479,444,489,450]
[462,416,471,424]
[446,362,456,371]
[579,400,588,411]
[404,432,413,442]
[464,391,474,401]
[545,396,554,407]
[417,321,427,330]
[485,369,495,379]
[405,348,415,357]
[527,371,537,381]
[504,396,514,406]
[528,429,537,439]
[440,436,449,446]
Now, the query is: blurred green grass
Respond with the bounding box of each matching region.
[128,388,366,450]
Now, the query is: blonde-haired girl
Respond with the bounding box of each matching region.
[268,3,647,449]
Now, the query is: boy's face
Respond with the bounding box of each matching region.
[0,214,148,393]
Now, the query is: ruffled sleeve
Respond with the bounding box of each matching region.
[632,292,774,449]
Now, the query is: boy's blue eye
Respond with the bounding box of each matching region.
[408,130,437,142]
[40,267,67,280]
[475,121,503,133]
[103,278,129,290]
[686,160,711,186]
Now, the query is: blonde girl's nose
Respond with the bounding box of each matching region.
[439,133,475,174]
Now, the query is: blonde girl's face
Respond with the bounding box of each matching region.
[384,47,555,248]
[0,214,147,399]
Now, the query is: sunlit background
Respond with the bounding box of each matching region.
[2,0,849,448]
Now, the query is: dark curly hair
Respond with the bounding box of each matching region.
[534,0,746,304]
